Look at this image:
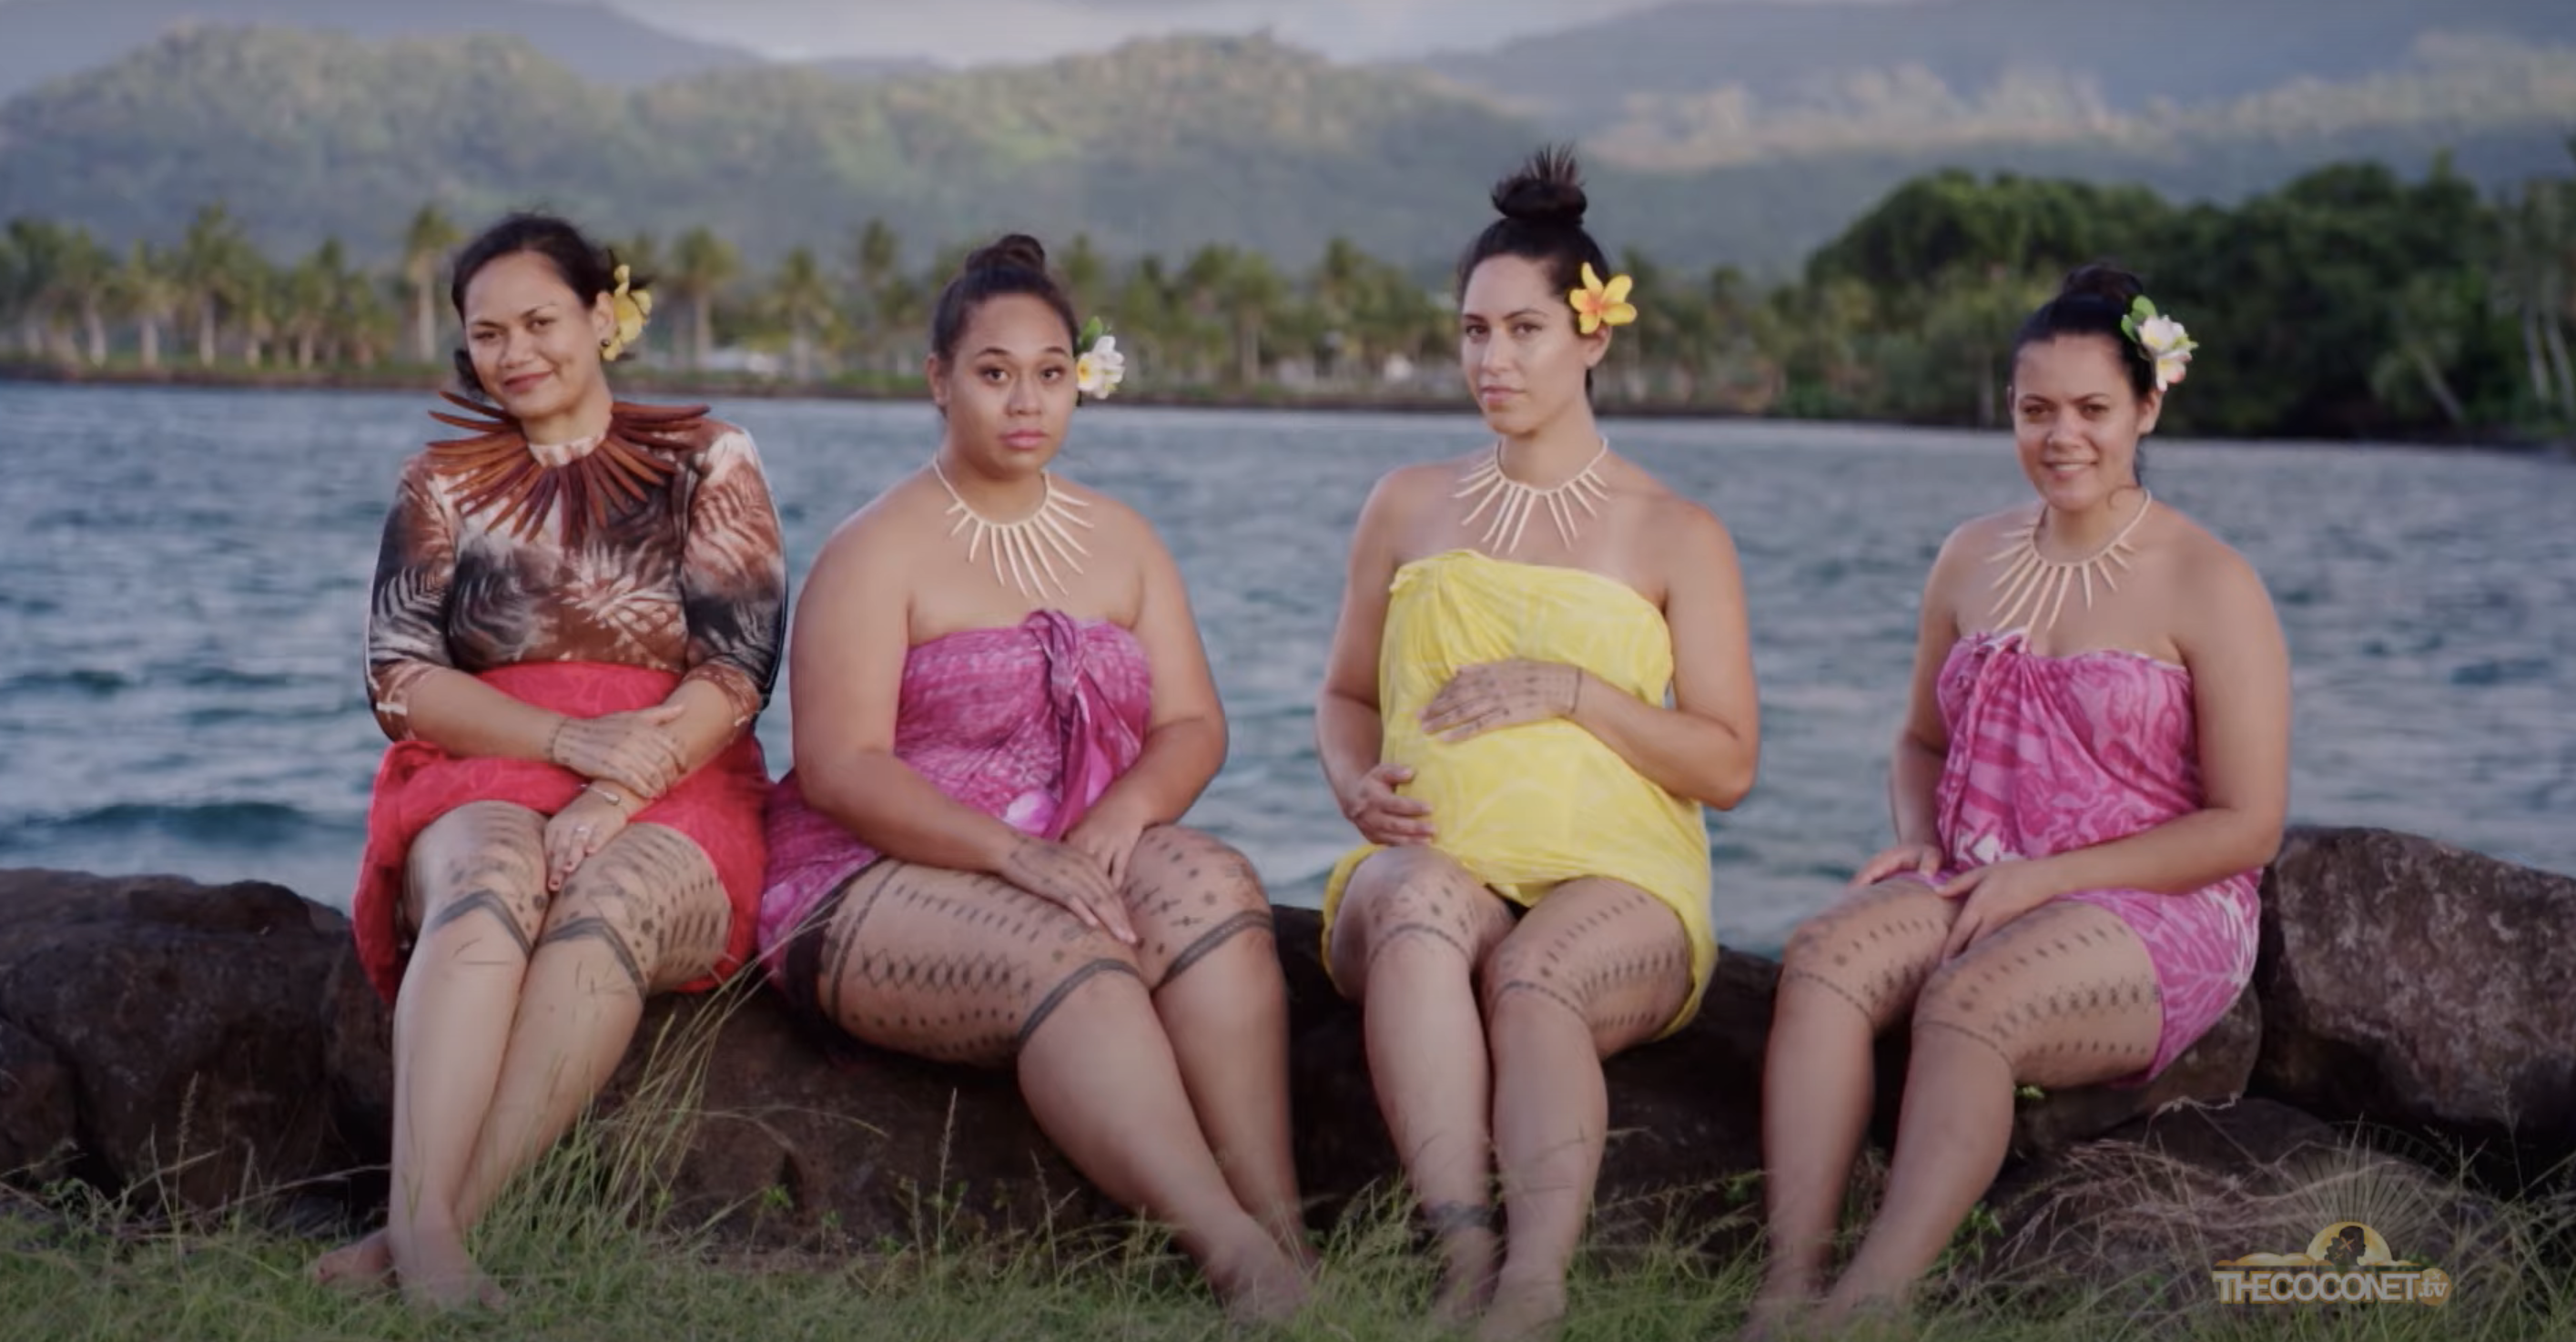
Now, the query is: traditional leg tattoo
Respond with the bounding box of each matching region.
[1775,882,1957,1032]
[1912,904,2162,1085]
[1016,958,1146,1049]
[404,802,549,961]
[1422,1200,1499,1235]
[537,915,649,997]
[1158,910,1273,990]
[1121,828,1278,991]
[537,822,732,1001]
[806,860,1146,1067]
[421,890,536,960]
[1478,880,1693,1050]
[1332,848,1517,990]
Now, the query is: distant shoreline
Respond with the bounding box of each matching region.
[4,361,2568,455]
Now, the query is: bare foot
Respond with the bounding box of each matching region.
[1258,1209,1323,1276]
[396,1232,508,1313]
[1737,1290,1811,1342]
[1473,1275,1566,1342]
[1426,1205,1499,1328]
[1810,1290,1907,1338]
[309,1230,393,1294]
[1208,1237,1311,1327]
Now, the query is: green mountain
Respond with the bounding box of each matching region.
[0,0,760,100]
[1,25,2570,275]
[1425,0,2576,166]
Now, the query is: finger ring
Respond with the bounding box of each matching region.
[575,824,593,839]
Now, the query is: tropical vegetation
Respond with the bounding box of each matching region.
[4,148,2572,442]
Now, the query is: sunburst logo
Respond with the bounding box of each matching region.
[2210,1221,2451,1306]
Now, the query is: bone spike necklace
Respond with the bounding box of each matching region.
[932,459,1094,603]
[1455,440,1613,555]
[1989,491,2155,635]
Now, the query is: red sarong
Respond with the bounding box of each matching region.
[350,661,771,1003]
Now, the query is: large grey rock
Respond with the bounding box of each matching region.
[0,870,368,1214]
[0,869,2274,1250]
[0,1018,75,1178]
[2253,827,2576,1172]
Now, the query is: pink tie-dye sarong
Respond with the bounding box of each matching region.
[1930,629,2261,1083]
[756,611,1151,978]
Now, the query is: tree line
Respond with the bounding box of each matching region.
[3,150,2571,442]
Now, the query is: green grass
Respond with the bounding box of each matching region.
[3,1011,2570,1342]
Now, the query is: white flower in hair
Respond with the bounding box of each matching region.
[1075,329,1124,399]
[2122,297,2196,391]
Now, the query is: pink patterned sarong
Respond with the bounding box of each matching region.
[1928,629,2261,1083]
[756,611,1151,979]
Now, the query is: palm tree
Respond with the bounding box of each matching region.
[2371,270,2476,429]
[0,228,20,355]
[1222,250,1285,387]
[1110,255,1178,385]
[670,226,738,368]
[1174,245,1250,385]
[401,204,461,365]
[1061,232,1104,308]
[284,239,360,371]
[235,261,279,369]
[764,246,836,381]
[51,227,117,364]
[1307,236,1373,384]
[116,243,181,370]
[5,219,69,360]
[847,217,899,370]
[176,204,253,367]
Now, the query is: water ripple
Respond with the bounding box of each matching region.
[3,384,2569,956]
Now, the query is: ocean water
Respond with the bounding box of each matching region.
[1,384,2569,954]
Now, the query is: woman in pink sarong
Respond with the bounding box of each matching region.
[756,235,1310,1321]
[1745,264,2291,1335]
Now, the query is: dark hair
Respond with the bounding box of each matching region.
[928,233,1079,365]
[445,212,629,398]
[1455,145,1615,394]
[2012,263,2159,402]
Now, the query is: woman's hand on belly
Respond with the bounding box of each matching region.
[1338,761,1434,847]
[1418,659,1581,744]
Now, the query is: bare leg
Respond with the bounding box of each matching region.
[1817,901,2161,1324]
[442,823,732,1238]
[311,801,549,1309]
[1746,879,1956,1337]
[1121,827,1308,1264]
[1475,879,1694,1342]
[1324,847,1518,1320]
[802,859,1306,1321]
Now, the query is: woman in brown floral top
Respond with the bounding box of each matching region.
[312,213,786,1309]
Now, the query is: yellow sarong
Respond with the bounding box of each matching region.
[1323,548,1717,1034]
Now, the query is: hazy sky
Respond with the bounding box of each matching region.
[599,0,1691,65]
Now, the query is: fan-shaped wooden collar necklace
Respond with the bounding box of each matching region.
[425,390,707,547]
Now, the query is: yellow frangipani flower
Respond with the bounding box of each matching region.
[603,262,653,361]
[1568,262,1638,335]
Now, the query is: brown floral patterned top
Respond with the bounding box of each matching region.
[363,407,787,742]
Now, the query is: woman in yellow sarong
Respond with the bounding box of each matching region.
[1314,145,1761,1342]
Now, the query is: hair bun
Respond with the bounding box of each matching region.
[964,233,1050,276]
[2059,262,2144,306]
[1491,143,1588,228]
